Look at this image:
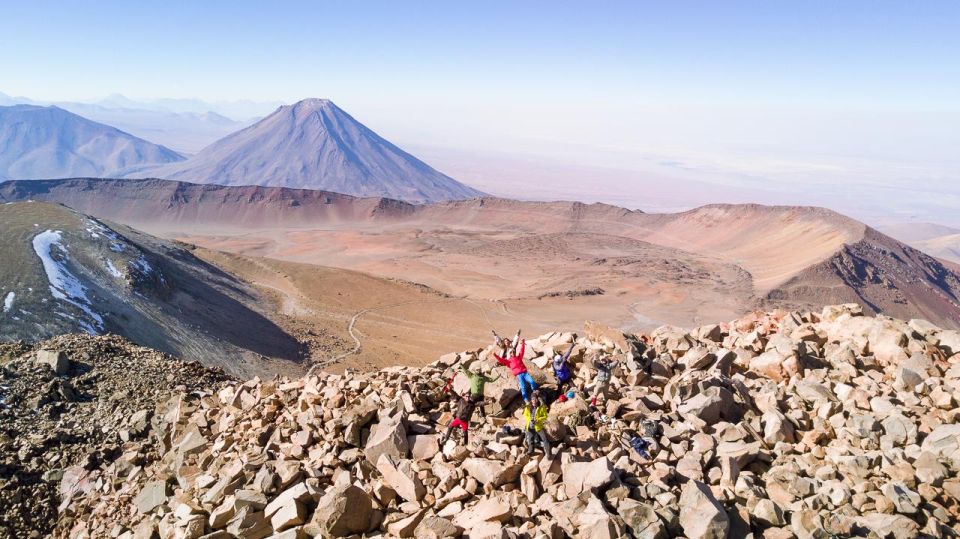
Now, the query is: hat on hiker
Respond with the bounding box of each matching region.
[552,354,564,368]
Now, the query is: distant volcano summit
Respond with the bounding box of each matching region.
[135,99,484,203]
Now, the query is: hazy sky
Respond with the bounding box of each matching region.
[3,1,958,108]
[2,1,959,224]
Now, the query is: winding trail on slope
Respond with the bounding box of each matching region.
[307,297,457,374]
[306,295,523,375]
[306,307,368,375]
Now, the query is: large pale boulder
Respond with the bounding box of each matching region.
[937,330,960,356]
[562,457,615,498]
[578,496,626,539]
[856,513,920,539]
[821,303,863,322]
[377,455,426,502]
[35,349,70,375]
[679,480,729,539]
[676,386,739,424]
[749,350,789,381]
[414,516,463,539]
[409,434,440,460]
[679,346,716,371]
[881,482,921,514]
[617,499,667,539]
[585,321,632,353]
[920,424,960,465]
[388,509,427,538]
[914,451,948,486]
[134,480,169,514]
[462,458,521,488]
[452,497,512,529]
[365,415,409,465]
[868,326,909,364]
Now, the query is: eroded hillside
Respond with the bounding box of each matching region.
[0,201,303,377]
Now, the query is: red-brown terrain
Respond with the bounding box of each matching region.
[1,178,958,368]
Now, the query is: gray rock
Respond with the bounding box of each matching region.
[881,482,921,514]
[921,424,960,463]
[134,480,169,514]
[618,499,667,539]
[914,451,948,486]
[36,350,69,375]
[857,513,920,539]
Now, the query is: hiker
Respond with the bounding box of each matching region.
[523,391,552,457]
[492,329,521,358]
[552,342,576,401]
[589,355,618,407]
[494,338,538,402]
[441,390,479,446]
[459,364,499,417]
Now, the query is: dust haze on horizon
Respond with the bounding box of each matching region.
[1,1,958,228]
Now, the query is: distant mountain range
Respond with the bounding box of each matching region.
[880,222,960,264]
[0,96,484,202]
[0,91,280,121]
[0,91,268,154]
[0,105,185,181]
[132,99,485,202]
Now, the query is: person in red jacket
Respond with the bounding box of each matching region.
[494,339,538,402]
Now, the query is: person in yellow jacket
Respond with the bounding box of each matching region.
[523,391,553,458]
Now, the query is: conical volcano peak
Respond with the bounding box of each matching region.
[133,99,485,202]
[292,97,334,108]
[279,98,339,118]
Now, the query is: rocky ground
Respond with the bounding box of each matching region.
[3,304,960,538]
[0,334,232,538]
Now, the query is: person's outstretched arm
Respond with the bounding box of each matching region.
[511,329,521,354]
[562,343,575,362]
[516,339,525,359]
[493,352,509,367]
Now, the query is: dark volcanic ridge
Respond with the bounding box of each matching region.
[0,200,304,377]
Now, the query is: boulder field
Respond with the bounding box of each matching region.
[23,304,960,538]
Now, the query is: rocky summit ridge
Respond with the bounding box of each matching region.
[3,304,960,538]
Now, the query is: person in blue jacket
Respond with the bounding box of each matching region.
[552,342,576,401]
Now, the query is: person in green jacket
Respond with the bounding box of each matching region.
[459,364,499,417]
[523,391,552,458]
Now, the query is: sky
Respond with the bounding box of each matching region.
[2,0,959,225]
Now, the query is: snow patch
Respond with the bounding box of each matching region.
[109,242,126,253]
[130,255,153,275]
[2,292,14,313]
[32,230,104,334]
[105,259,123,278]
[87,220,119,241]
